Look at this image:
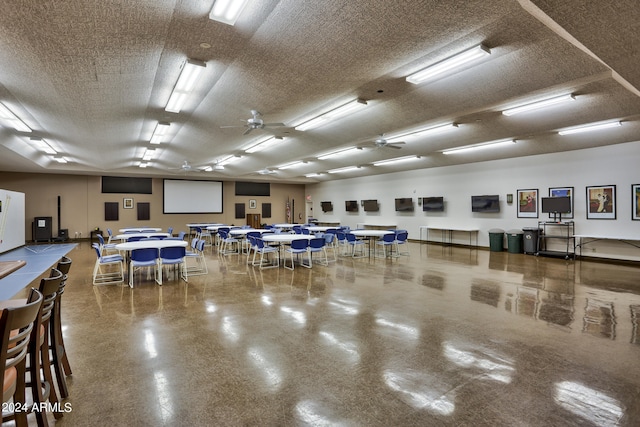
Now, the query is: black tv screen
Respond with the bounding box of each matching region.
[541,196,571,213]
[395,198,414,212]
[422,197,444,212]
[363,199,379,212]
[471,195,500,213]
[321,201,333,212]
[345,200,359,212]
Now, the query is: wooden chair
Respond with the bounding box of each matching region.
[50,256,72,399]
[0,288,43,427]
[26,269,65,425]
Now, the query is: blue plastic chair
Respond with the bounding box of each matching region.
[129,247,158,288]
[253,238,279,269]
[284,239,310,270]
[376,233,397,258]
[346,233,366,258]
[308,237,328,266]
[158,246,187,285]
[92,243,124,285]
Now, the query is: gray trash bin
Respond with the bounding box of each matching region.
[507,229,524,253]
[488,228,504,252]
[522,227,541,254]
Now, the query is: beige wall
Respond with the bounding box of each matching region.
[0,172,305,240]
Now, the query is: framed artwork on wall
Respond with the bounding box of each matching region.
[586,185,616,219]
[549,186,574,219]
[123,198,133,209]
[249,199,257,209]
[632,184,640,221]
[517,188,538,218]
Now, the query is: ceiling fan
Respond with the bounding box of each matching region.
[220,110,286,135]
[255,168,277,175]
[169,160,205,173]
[361,134,405,150]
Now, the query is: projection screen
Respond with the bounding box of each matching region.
[163,179,223,214]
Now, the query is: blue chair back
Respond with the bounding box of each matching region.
[382,233,395,243]
[92,243,102,258]
[346,233,357,243]
[131,247,158,262]
[107,228,113,237]
[160,246,186,260]
[167,227,174,234]
[301,228,310,235]
[127,236,144,242]
[290,239,308,250]
[97,234,105,245]
[196,240,206,252]
[309,238,324,249]
[324,233,334,245]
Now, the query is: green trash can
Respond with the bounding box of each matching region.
[507,229,524,253]
[488,228,504,252]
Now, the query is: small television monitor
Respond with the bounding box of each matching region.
[471,195,500,213]
[320,201,333,212]
[541,196,571,213]
[395,198,414,212]
[363,199,379,212]
[345,200,359,212]
[422,196,444,212]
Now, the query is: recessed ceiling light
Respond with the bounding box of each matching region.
[199,42,212,49]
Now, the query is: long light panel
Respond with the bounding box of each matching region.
[295,99,367,131]
[388,123,457,142]
[406,44,490,84]
[442,139,516,155]
[327,166,361,174]
[150,122,170,144]
[30,137,57,155]
[502,94,575,116]
[372,155,421,166]
[165,59,206,114]
[558,121,621,135]
[209,0,249,25]
[245,136,283,153]
[317,147,362,160]
[0,102,32,132]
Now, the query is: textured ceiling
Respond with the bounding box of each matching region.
[0,0,639,183]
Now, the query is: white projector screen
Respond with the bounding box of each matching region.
[163,180,223,214]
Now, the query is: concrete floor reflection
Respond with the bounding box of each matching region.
[34,241,640,426]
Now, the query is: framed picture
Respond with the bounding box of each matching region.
[586,185,616,219]
[517,189,538,218]
[632,184,640,220]
[249,199,257,209]
[123,198,133,209]
[549,186,574,219]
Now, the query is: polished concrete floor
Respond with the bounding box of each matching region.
[18,240,640,426]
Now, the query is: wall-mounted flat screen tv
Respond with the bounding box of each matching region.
[541,196,571,213]
[345,200,359,212]
[395,198,414,212]
[422,196,444,212]
[320,201,333,212]
[471,195,500,213]
[363,199,379,212]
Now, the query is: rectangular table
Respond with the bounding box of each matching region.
[574,235,640,257]
[419,226,478,248]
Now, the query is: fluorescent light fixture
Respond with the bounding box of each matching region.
[209,0,249,25]
[295,99,367,131]
[218,155,241,165]
[442,139,516,155]
[317,147,362,160]
[165,59,206,113]
[327,166,361,174]
[29,137,57,155]
[150,122,170,144]
[558,121,621,135]
[305,173,323,178]
[139,162,150,168]
[52,157,68,163]
[503,94,575,116]
[244,136,283,153]
[278,160,306,170]
[142,148,157,161]
[0,102,32,132]
[389,123,458,141]
[372,155,421,166]
[406,44,490,84]
[201,166,213,172]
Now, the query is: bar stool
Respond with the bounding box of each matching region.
[27,269,65,425]
[50,256,72,399]
[0,288,43,427]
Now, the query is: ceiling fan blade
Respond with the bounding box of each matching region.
[243,127,254,135]
[389,141,405,145]
[388,144,403,149]
[263,122,286,127]
[220,125,246,128]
